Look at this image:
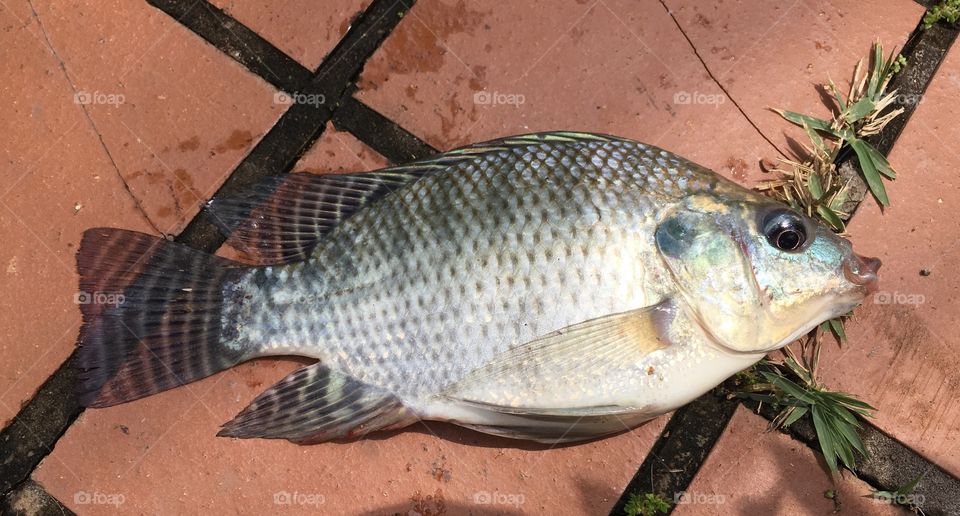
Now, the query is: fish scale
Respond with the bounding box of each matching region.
[233,138,714,400]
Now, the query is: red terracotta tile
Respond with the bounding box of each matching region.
[355,0,779,186]
[208,0,371,70]
[814,44,960,477]
[24,0,284,235]
[0,1,155,426]
[677,407,901,515]
[664,0,924,156]
[293,122,389,173]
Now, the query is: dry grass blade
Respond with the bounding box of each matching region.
[759,40,906,213]
[742,41,903,475]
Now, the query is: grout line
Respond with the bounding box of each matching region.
[331,95,437,163]
[607,393,740,515]
[0,480,73,515]
[0,0,415,503]
[146,0,311,92]
[2,0,955,513]
[172,0,414,251]
[0,356,84,496]
[834,14,959,216]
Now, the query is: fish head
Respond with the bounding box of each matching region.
[655,193,879,354]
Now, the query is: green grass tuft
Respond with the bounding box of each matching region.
[623,492,670,516]
[924,0,960,29]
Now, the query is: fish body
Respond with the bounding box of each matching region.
[76,132,879,443]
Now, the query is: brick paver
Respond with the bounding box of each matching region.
[677,407,902,515]
[209,0,371,70]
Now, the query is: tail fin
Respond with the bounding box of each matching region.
[75,228,254,407]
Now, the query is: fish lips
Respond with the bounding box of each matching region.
[843,253,882,294]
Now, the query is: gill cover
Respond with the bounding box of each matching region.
[654,198,766,353]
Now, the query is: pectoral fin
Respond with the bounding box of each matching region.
[442,299,678,412]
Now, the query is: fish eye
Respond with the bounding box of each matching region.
[762,209,807,252]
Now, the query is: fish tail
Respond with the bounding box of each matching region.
[75,228,255,407]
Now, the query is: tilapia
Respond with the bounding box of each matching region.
[75,132,880,444]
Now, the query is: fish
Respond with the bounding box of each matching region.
[74,131,880,444]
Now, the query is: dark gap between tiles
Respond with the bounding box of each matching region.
[149,1,960,513]
[0,480,75,516]
[146,0,310,92]
[0,0,414,505]
[173,0,414,248]
[332,95,437,163]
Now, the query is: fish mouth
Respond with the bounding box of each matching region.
[843,252,881,293]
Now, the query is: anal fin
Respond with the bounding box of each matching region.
[218,363,417,444]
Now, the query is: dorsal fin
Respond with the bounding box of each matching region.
[206,132,618,265]
[206,171,425,264]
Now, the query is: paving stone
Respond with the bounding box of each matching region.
[355,0,785,186]
[664,0,925,152]
[1,0,278,470]
[12,0,955,514]
[293,122,389,173]
[23,0,284,235]
[209,0,371,71]
[677,407,901,515]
